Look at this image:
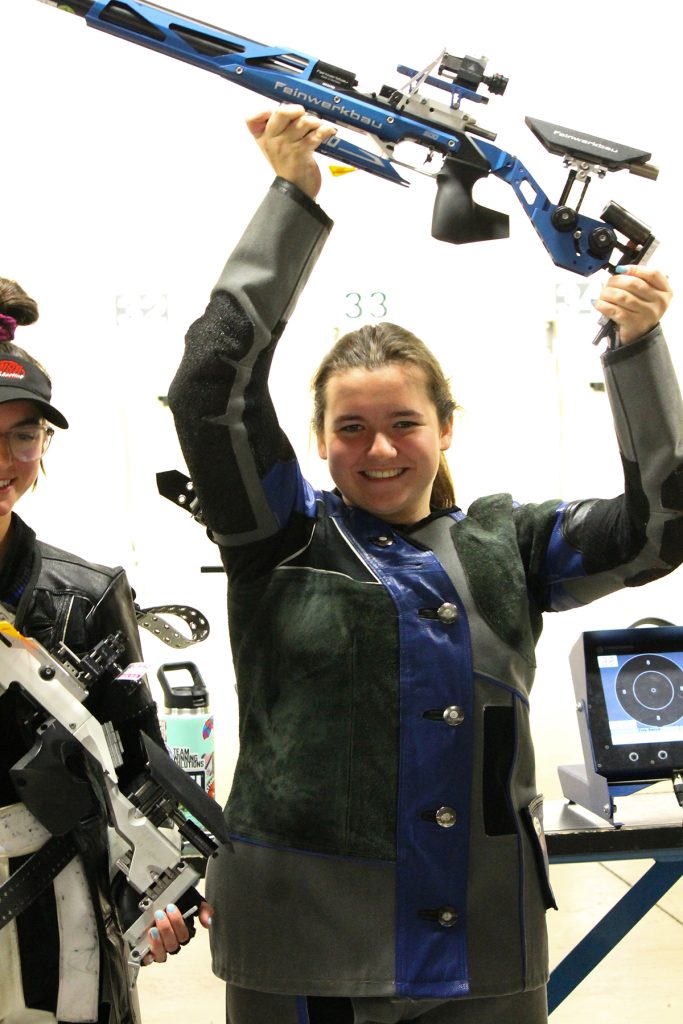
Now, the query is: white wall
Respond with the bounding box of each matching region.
[2,0,682,803]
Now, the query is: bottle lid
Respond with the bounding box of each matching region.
[157,662,209,710]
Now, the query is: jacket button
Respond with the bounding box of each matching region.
[374,535,394,547]
[435,806,457,828]
[436,602,458,623]
[438,907,458,927]
[443,705,464,726]
[418,906,459,926]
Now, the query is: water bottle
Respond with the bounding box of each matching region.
[157,662,215,823]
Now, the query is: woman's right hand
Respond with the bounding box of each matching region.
[142,899,214,965]
[246,104,336,200]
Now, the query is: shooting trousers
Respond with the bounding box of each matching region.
[225,984,548,1023]
[0,802,99,1023]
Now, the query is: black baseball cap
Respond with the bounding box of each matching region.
[0,355,69,429]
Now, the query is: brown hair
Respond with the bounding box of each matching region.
[0,277,39,328]
[311,322,458,508]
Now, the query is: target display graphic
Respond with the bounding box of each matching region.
[572,627,683,781]
[615,654,683,727]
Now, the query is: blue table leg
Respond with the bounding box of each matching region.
[548,859,683,1013]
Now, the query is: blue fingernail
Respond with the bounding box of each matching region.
[150,927,160,939]
[207,916,213,926]
[155,910,165,922]
[615,265,629,274]
[166,904,177,914]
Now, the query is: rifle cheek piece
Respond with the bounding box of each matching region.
[432,157,510,244]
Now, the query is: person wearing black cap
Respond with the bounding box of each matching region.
[0,278,190,1024]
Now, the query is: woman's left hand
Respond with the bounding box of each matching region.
[594,265,673,345]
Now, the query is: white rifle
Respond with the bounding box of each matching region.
[0,608,230,970]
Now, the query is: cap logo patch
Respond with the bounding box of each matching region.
[0,360,26,381]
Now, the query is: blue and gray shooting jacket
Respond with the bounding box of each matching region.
[169,178,683,1000]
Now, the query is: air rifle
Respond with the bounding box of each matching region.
[0,610,230,970]
[40,0,659,280]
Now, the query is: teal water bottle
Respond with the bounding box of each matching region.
[157,662,215,820]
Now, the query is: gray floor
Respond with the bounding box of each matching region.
[137,857,683,1022]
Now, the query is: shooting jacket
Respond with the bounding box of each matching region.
[169,179,683,1000]
[0,514,161,1024]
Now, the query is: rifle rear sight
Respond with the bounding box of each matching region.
[439,53,508,97]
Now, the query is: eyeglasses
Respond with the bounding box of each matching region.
[0,424,55,462]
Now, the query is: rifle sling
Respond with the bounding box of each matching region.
[136,603,210,648]
[0,832,78,931]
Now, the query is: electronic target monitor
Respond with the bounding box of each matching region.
[570,626,683,782]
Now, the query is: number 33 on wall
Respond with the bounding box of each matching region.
[332,291,389,342]
[345,291,388,320]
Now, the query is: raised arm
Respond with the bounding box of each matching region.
[168,108,333,550]
[532,280,683,609]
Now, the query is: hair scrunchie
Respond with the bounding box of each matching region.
[0,314,17,341]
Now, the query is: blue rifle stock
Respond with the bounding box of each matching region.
[41,0,659,280]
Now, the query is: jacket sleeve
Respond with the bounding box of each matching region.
[168,178,333,549]
[531,326,683,611]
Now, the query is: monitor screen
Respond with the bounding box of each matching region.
[578,627,683,779]
[596,650,683,745]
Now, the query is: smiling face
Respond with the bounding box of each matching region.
[317,363,453,525]
[0,400,43,526]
